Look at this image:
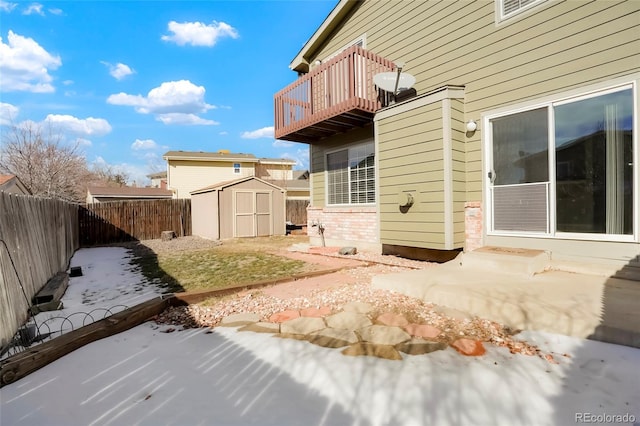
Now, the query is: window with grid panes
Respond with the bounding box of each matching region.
[326,142,375,205]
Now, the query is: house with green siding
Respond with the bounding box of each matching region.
[274,0,639,266]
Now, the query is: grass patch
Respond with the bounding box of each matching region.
[131,245,308,293]
[160,250,306,292]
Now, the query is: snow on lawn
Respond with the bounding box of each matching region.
[25,247,167,346]
[1,247,639,426]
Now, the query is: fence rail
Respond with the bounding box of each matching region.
[80,199,192,245]
[0,193,79,349]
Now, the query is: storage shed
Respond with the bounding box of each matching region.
[191,177,286,240]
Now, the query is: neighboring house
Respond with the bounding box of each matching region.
[86,186,173,203]
[274,0,639,264]
[163,150,309,200]
[0,175,31,195]
[147,171,168,189]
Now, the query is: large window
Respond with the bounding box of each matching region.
[327,142,375,205]
[488,86,635,238]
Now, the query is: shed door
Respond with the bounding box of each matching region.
[255,192,272,236]
[233,190,273,237]
[234,191,255,237]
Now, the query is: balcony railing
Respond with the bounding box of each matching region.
[274,46,395,143]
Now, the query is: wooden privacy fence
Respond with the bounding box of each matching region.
[0,192,79,349]
[80,199,192,245]
[286,200,309,225]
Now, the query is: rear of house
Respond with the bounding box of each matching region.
[274,0,639,266]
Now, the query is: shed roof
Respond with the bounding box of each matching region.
[190,176,285,195]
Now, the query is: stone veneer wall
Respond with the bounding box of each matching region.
[307,206,378,244]
[464,201,483,252]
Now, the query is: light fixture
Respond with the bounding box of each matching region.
[314,60,322,66]
[466,120,478,132]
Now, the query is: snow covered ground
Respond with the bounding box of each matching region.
[11,247,167,351]
[1,247,639,426]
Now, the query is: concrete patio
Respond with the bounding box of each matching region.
[372,248,640,348]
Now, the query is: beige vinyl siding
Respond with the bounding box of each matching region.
[306,0,640,203]
[168,160,255,199]
[451,98,466,247]
[378,102,448,249]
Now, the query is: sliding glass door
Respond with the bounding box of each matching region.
[488,86,635,239]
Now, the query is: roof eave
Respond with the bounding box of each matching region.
[289,0,360,73]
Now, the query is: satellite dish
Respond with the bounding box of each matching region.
[373,71,416,94]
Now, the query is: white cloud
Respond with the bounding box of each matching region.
[0,31,61,93]
[219,131,228,136]
[241,126,274,139]
[281,148,310,170]
[48,7,63,15]
[75,138,92,147]
[0,102,19,125]
[161,20,238,47]
[272,140,293,148]
[0,1,17,12]
[131,139,157,150]
[62,80,73,86]
[45,114,112,137]
[22,2,43,15]
[156,113,218,126]
[101,61,135,81]
[107,80,218,125]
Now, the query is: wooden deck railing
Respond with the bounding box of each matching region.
[274,46,395,141]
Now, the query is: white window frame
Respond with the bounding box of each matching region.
[322,35,366,63]
[484,82,638,243]
[325,141,375,207]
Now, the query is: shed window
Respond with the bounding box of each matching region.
[327,142,375,205]
[499,0,544,20]
[233,163,240,174]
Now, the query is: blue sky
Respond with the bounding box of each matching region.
[0,0,336,183]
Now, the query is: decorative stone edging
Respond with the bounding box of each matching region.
[218,301,486,361]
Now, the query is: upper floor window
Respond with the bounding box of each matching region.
[326,142,375,205]
[233,163,241,174]
[499,0,544,20]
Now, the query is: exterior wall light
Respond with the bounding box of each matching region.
[466,120,478,132]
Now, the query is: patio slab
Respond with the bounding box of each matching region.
[372,256,640,348]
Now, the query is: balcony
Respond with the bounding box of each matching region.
[274,46,395,143]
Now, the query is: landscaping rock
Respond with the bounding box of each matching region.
[219,312,260,327]
[342,343,403,360]
[300,306,332,318]
[404,323,442,339]
[307,328,359,348]
[280,317,326,335]
[376,312,409,327]
[358,325,411,345]
[396,338,448,355]
[325,311,372,330]
[434,306,474,321]
[269,310,300,323]
[238,322,280,334]
[339,246,357,255]
[451,338,486,356]
[341,301,374,314]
